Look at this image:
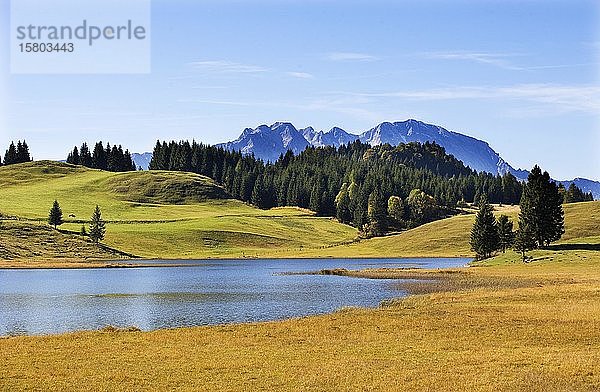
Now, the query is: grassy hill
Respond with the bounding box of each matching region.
[0,161,357,261]
[1,161,598,263]
[306,201,600,259]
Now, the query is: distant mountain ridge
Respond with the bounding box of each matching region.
[215,120,521,178]
[213,119,599,199]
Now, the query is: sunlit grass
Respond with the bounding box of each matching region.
[0,161,357,260]
[1,251,600,391]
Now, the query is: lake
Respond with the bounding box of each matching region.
[0,258,469,335]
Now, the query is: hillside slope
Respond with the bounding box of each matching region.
[304,202,600,258]
[1,161,598,262]
[0,161,357,261]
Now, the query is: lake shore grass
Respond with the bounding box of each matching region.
[1,248,600,391]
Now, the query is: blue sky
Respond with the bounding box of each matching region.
[1,0,599,180]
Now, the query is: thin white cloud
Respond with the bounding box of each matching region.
[286,71,314,79]
[335,84,600,114]
[421,51,597,72]
[422,51,523,70]
[188,60,268,74]
[327,52,380,62]
[177,98,254,106]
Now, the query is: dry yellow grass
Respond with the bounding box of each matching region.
[1,256,600,391]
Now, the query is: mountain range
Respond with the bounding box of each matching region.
[132,119,599,198]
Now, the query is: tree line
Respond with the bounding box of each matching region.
[148,139,526,234]
[470,166,565,261]
[1,140,32,166]
[66,141,136,172]
[559,183,593,203]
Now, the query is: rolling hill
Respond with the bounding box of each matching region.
[0,161,357,262]
[1,160,599,265]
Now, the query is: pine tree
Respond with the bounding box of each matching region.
[80,143,93,167]
[48,200,63,229]
[335,183,352,224]
[89,205,106,243]
[92,142,107,170]
[251,175,266,208]
[519,166,564,248]
[366,190,386,237]
[496,214,514,253]
[514,221,536,262]
[470,196,499,260]
[4,142,17,165]
[16,141,31,163]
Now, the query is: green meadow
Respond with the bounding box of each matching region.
[1,161,599,263]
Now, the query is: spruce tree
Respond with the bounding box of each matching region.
[89,205,106,243]
[470,196,499,260]
[16,141,31,163]
[335,183,352,224]
[67,146,80,165]
[496,214,514,253]
[519,166,564,248]
[251,175,266,208]
[366,190,386,237]
[80,143,93,167]
[514,222,536,262]
[4,142,17,165]
[309,181,325,215]
[92,142,107,170]
[48,200,63,229]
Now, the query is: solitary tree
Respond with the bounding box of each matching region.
[470,197,499,260]
[514,222,536,262]
[496,214,515,253]
[519,166,564,248]
[48,200,63,229]
[89,205,106,243]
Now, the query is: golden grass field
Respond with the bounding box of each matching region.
[1,254,600,391]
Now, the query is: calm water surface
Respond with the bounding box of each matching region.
[0,258,469,335]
